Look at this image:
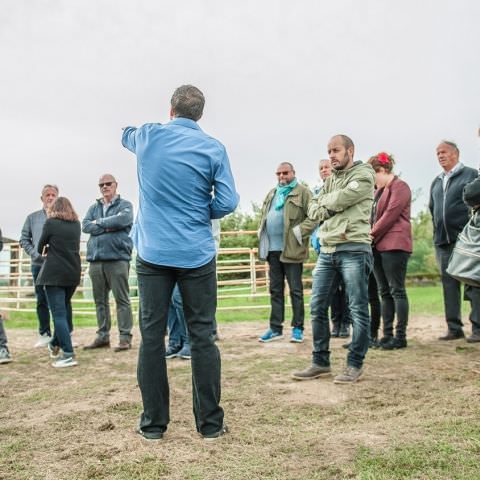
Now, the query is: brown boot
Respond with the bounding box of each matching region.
[83,338,110,350]
[114,341,131,352]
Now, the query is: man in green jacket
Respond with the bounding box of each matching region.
[258,162,317,343]
[292,135,374,383]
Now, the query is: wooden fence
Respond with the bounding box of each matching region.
[0,232,318,316]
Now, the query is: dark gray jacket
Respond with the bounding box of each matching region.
[82,196,134,262]
[20,209,48,266]
[429,163,478,246]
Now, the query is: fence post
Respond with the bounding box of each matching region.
[249,249,257,294]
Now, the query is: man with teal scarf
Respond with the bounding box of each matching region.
[258,162,317,343]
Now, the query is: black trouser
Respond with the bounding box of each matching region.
[368,272,381,339]
[373,250,410,340]
[136,256,223,437]
[464,286,480,335]
[330,281,351,330]
[435,244,464,333]
[267,251,304,333]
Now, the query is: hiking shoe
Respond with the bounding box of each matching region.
[438,330,465,341]
[290,327,304,343]
[52,355,78,368]
[466,333,480,343]
[202,424,229,441]
[381,338,407,350]
[136,427,164,440]
[0,347,12,364]
[259,329,283,343]
[114,341,132,352]
[83,338,110,350]
[331,325,340,338]
[165,345,181,359]
[34,333,51,348]
[333,365,363,384]
[379,336,393,346]
[48,342,60,359]
[178,345,191,360]
[291,364,331,380]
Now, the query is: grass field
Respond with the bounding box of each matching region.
[1,285,480,479]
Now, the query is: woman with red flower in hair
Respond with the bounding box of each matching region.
[368,152,412,349]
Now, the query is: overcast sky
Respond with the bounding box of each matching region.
[1,0,479,239]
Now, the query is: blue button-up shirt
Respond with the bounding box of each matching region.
[122,117,239,268]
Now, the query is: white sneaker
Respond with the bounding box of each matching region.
[34,333,51,348]
[0,347,12,364]
[52,355,78,368]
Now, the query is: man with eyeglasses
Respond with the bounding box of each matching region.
[258,162,316,344]
[82,174,134,352]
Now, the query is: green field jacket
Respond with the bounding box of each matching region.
[308,161,375,253]
[258,183,317,263]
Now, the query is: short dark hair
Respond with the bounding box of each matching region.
[335,134,355,152]
[279,162,295,172]
[171,85,205,121]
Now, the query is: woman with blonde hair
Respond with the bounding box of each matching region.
[368,153,412,349]
[36,197,81,367]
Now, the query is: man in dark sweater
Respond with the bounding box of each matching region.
[429,141,478,340]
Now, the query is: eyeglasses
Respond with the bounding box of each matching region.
[99,182,113,188]
[276,171,292,176]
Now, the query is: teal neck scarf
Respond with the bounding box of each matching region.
[275,178,298,210]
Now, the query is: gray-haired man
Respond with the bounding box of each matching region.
[20,184,58,347]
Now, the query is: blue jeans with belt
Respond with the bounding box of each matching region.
[310,251,373,369]
[136,256,223,437]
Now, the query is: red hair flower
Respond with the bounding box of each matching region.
[377,152,390,165]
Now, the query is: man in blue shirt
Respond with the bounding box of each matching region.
[122,85,239,441]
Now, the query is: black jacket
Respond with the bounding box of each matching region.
[36,218,81,286]
[429,164,478,246]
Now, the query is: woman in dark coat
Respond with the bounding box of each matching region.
[368,153,412,350]
[36,197,81,367]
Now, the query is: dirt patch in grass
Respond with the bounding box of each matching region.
[1,315,480,479]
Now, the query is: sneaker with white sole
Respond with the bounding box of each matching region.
[52,355,78,368]
[48,343,60,359]
[202,424,229,441]
[0,347,12,364]
[34,333,51,348]
[259,329,283,343]
[178,345,191,360]
[290,327,304,343]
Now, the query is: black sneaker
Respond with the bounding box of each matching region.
[339,325,350,338]
[381,338,407,350]
[202,424,229,441]
[438,331,465,341]
[466,333,480,343]
[136,428,164,440]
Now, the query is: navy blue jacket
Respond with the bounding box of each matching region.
[82,196,133,262]
[429,164,478,246]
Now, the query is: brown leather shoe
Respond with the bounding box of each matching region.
[438,331,465,341]
[83,338,110,350]
[114,341,131,352]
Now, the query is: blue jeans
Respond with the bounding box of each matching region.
[311,251,373,369]
[167,284,189,348]
[31,265,51,336]
[136,256,223,436]
[44,286,76,356]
